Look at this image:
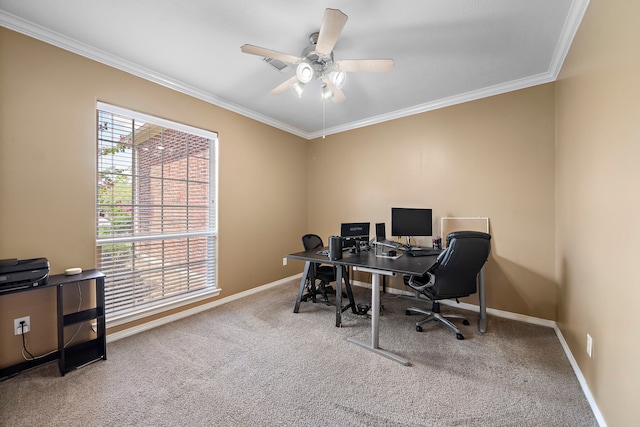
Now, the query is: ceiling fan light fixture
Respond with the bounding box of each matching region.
[296,62,314,84]
[321,84,333,100]
[241,8,394,106]
[329,71,346,88]
[291,81,305,98]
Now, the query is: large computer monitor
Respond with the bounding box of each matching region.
[391,207,433,246]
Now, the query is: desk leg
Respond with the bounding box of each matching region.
[478,266,487,333]
[335,266,343,327]
[335,267,357,327]
[347,271,410,366]
[294,261,312,313]
[342,267,357,314]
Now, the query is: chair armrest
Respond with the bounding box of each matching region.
[406,273,435,292]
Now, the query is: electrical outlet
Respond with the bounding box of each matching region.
[586,333,593,358]
[14,316,31,335]
[282,257,287,266]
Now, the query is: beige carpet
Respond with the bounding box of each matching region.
[0,280,597,426]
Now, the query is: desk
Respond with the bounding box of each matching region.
[287,249,488,365]
[287,250,430,365]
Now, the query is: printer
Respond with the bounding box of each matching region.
[0,258,50,293]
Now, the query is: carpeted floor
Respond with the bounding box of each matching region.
[0,280,597,426]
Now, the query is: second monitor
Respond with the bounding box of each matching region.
[391,207,433,246]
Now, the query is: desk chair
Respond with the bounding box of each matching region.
[300,234,338,304]
[403,231,491,340]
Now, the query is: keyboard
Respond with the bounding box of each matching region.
[406,248,442,257]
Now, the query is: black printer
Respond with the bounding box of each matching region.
[0,258,50,293]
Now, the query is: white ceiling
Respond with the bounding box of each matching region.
[0,0,589,139]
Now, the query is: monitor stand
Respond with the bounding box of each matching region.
[404,236,412,249]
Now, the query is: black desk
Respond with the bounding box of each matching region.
[287,249,488,365]
[288,249,435,365]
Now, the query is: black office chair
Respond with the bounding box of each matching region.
[403,231,491,340]
[300,234,337,304]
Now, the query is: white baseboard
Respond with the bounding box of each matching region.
[107,274,605,426]
[352,279,605,426]
[106,273,302,343]
[553,324,607,427]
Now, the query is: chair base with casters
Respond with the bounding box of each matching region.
[402,231,492,341]
[405,301,469,340]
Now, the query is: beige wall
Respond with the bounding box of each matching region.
[3,2,638,422]
[307,85,557,319]
[556,0,640,425]
[0,28,307,367]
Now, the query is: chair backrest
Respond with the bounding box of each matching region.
[427,231,491,299]
[302,234,324,251]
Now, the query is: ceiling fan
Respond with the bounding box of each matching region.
[240,8,394,103]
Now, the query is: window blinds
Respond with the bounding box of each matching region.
[96,102,217,316]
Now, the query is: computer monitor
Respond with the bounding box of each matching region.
[340,222,370,248]
[391,208,433,246]
[340,222,370,239]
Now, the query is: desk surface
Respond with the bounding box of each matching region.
[287,249,437,277]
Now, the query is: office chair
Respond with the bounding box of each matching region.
[300,234,338,304]
[403,231,491,340]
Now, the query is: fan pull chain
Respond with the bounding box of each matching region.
[322,97,326,139]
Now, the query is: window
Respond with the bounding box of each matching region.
[96,102,218,324]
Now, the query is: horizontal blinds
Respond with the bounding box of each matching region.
[96,104,217,316]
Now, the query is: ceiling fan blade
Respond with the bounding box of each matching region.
[335,59,394,73]
[315,9,348,56]
[321,76,346,103]
[270,75,299,95]
[241,44,301,64]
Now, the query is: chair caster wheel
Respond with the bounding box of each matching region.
[462,319,470,326]
[416,325,423,332]
[456,333,464,340]
[405,310,412,316]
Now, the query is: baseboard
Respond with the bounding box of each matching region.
[552,324,607,427]
[106,274,606,426]
[355,280,606,426]
[106,273,302,343]
[358,280,557,327]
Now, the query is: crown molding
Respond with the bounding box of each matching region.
[0,10,309,139]
[548,0,591,77]
[2,1,589,141]
[308,72,556,140]
[309,0,591,140]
